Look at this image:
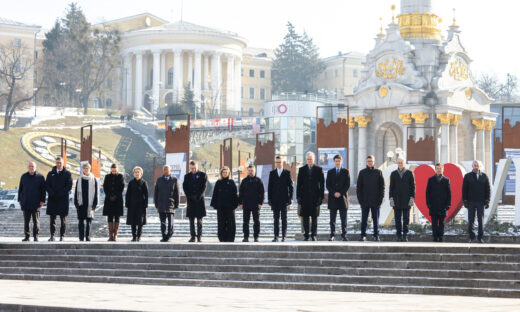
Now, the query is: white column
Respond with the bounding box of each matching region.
[226,55,234,112]
[187,51,193,87]
[135,52,143,110]
[173,49,182,103]
[143,53,149,90]
[124,53,133,108]
[485,129,492,178]
[234,56,242,112]
[358,126,367,172]
[211,52,221,112]
[440,124,450,163]
[203,54,209,90]
[194,50,202,110]
[348,123,355,177]
[450,124,458,164]
[477,129,485,163]
[160,53,165,87]
[152,50,160,113]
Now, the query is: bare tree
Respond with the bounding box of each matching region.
[476,73,501,100]
[0,41,42,131]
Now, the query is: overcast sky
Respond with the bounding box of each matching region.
[4,0,520,81]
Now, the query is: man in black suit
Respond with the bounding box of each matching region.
[183,160,208,243]
[389,158,415,242]
[297,151,324,241]
[426,163,451,242]
[239,165,265,242]
[326,154,350,241]
[268,156,293,242]
[462,160,490,244]
[356,155,385,241]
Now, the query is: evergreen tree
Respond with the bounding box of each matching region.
[181,83,195,114]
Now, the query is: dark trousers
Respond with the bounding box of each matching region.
[302,216,318,238]
[159,212,174,239]
[361,206,380,237]
[394,207,410,237]
[131,224,143,238]
[23,211,40,238]
[243,208,260,239]
[431,215,445,240]
[50,215,66,237]
[217,209,235,242]
[189,217,203,238]
[78,218,92,240]
[273,207,288,238]
[329,208,347,237]
[467,202,485,240]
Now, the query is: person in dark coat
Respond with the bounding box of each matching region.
[45,157,73,241]
[297,152,324,241]
[326,154,350,241]
[389,158,415,242]
[239,165,265,242]
[356,155,385,241]
[211,166,238,242]
[154,165,180,242]
[462,160,491,244]
[74,162,99,242]
[268,156,293,242]
[426,163,451,242]
[18,162,46,242]
[183,160,207,242]
[103,163,125,241]
[125,166,148,242]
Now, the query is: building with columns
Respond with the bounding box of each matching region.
[343,0,497,181]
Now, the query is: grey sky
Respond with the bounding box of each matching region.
[4,0,520,80]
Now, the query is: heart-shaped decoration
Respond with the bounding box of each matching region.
[414,163,465,222]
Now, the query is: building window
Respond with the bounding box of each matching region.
[249,69,255,77]
[249,87,255,99]
[260,88,265,100]
[14,38,21,48]
[353,69,358,78]
[335,69,338,78]
[260,70,265,78]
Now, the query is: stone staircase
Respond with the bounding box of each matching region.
[0,242,519,298]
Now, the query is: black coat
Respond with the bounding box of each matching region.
[239,176,265,210]
[45,167,73,216]
[102,173,125,217]
[267,168,293,210]
[356,167,385,208]
[125,178,148,226]
[326,167,350,210]
[154,176,180,213]
[211,177,238,211]
[462,171,491,204]
[18,171,46,212]
[426,175,451,216]
[183,171,207,218]
[296,164,324,217]
[74,177,99,219]
[389,169,415,210]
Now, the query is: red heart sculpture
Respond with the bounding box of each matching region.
[414,163,465,222]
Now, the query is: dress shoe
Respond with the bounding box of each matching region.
[197,236,202,242]
[254,238,259,242]
[341,235,348,241]
[131,237,137,242]
[311,236,317,241]
[328,236,335,241]
[59,236,64,242]
[303,237,309,241]
[396,236,402,242]
[48,236,55,242]
[136,237,141,242]
[281,237,285,242]
[33,236,39,242]
[373,236,380,242]
[477,238,484,244]
[402,235,408,242]
[272,237,279,242]
[85,237,91,242]
[160,237,169,242]
[432,237,438,242]
[22,236,30,242]
[469,238,475,243]
[188,237,196,243]
[359,236,367,242]
[242,237,249,242]
[438,237,443,242]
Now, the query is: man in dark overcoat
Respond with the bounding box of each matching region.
[426,163,451,242]
[183,160,208,242]
[268,156,293,242]
[462,160,491,243]
[154,165,180,242]
[297,151,324,241]
[326,154,350,241]
[239,165,264,242]
[18,161,46,241]
[45,157,73,241]
[389,157,415,242]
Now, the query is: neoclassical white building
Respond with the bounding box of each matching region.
[344,0,497,180]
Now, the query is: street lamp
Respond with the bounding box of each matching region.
[33,87,38,117]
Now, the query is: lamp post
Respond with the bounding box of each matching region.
[33,88,38,117]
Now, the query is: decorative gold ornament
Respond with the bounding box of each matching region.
[484,120,496,131]
[397,12,442,40]
[472,119,486,130]
[437,113,452,125]
[379,86,389,98]
[376,58,406,79]
[449,58,469,81]
[411,112,429,124]
[450,114,462,126]
[398,113,412,125]
[354,116,372,128]
[348,117,356,128]
[465,88,472,100]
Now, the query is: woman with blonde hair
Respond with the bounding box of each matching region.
[211,166,238,242]
[74,162,99,242]
[125,166,148,242]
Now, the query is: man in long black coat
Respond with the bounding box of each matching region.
[239,165,265,242]
[154,165,180,242]
[462,160,491,243]
[389,158,415,242]
[326,154,350,241]
[297,152,324,241]
[18,162,46,242]
[45,157,73,241]
[268,156,293,242]
[183,160,207,242]
[426,163,451,242]
[356,155,385,241]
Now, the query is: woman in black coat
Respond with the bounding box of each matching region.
[74,163,99,242]
[426,163,451,242]
[183,160,208,242]
[125,166,148,242]
[211,166,238,242]
[103,163,125,241]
